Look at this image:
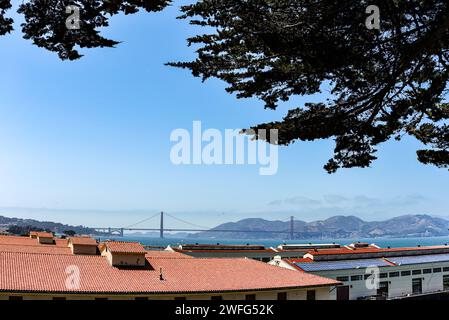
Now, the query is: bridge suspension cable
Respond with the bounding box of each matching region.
[124,212,160,228]
[95,213,298,240]
[164,212,211,230]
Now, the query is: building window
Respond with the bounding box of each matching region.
[423,269,432,274]
[364,274,371,280]
[277,292,287,300]
[52,297,66,300]
[306,290,316,301]
[434,268,442,273]
[9,296,23,300]
[245,294,256,300]
[444,275,449,291]
[350,275,363,281]
[379,273,388,279]
[135,297,149,300]
[389,272,400,278]
[211,296,223,300]
[174,297,187,300]
[412,270,422,275]
[336,276,349,282]
[401,271,411,276]
[444,267,449,272]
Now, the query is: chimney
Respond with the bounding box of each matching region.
[268,255,283,267]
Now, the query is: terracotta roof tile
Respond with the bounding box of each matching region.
[175,248,276,253]
[0,235,38,246]
[145,250,193,259]
[0,244,71,255]
[290,257,313,263]
[100,241,146,254]
[36,232,53,238]
[307,245,449,256]
[0,235,67,249]
[0,252,339,294]
[179,244,268,251]
[54,239,68,247]
[69,237,97,246]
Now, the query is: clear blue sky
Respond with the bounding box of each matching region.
[0,2,448,228]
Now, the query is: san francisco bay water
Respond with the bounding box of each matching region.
[99,235,449,249]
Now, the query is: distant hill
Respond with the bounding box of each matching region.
[0,215,98,235]
[191,215,449,240]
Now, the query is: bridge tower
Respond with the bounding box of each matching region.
[290,216,294,240]
[160,211,164,239]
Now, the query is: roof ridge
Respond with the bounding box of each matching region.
[0,251,100,258]
[104,240,143,243]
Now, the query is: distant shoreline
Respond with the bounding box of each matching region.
[103,235,449,249]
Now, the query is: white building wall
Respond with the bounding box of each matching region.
[0,287,333,300]
[311,262,449,300]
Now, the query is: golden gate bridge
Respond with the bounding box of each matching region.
[93,212,296,239]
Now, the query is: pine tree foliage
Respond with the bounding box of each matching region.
[169,0,449,172]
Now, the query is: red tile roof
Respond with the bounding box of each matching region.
[0,235,67,247]
[307,245,449,256]
[69,237,97,246]
[280,258,315,272]
[173,248,276,254]
[290,257,313,263]
[0,252,340,294]
[145,250,193,259]
[54,239,69,247]
[0,244,71,255]
[36,232,53,238]
[179,244,267,251]
[0,235,38,246]
[100,241,146,254]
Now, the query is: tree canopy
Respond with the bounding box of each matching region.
[7,225,48,236]
[170,0,449,173]
[1,1,449,172]
[63,230,77,236]
[1,0,170,60]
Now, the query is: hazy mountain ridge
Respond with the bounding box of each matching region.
[1,214,448,240]
[0,215,98,235]
[192,215,449,240]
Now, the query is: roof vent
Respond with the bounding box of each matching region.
[351,242,370,248]
[159,268,164,281]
